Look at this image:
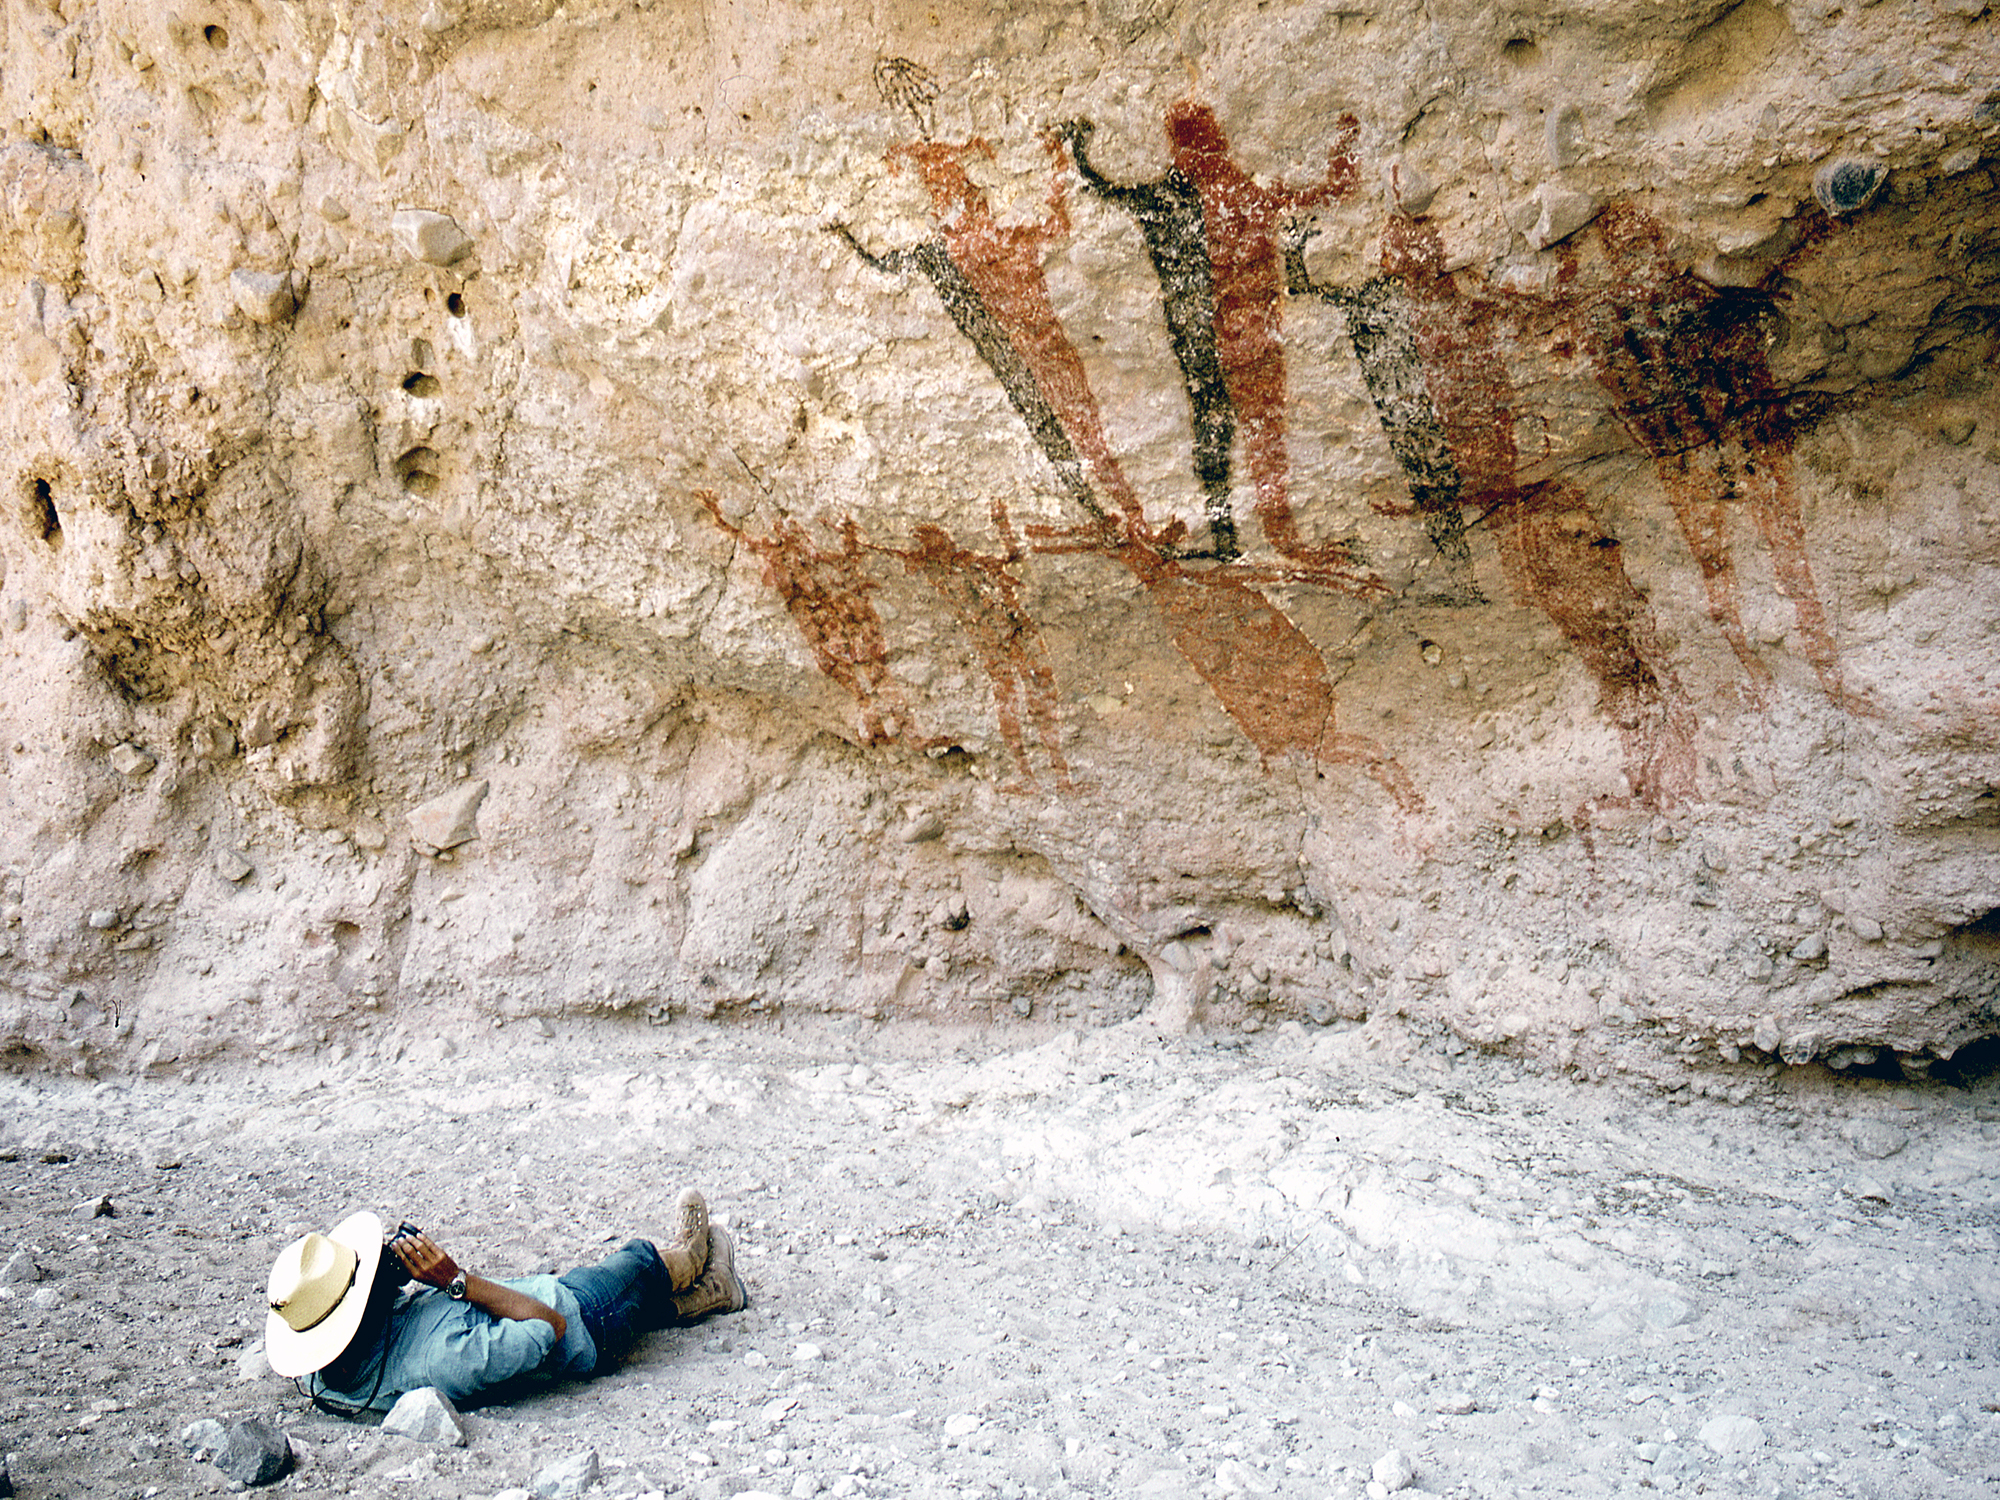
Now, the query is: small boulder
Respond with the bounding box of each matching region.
[1,1247,45,1284]
[1698,1412,1765,1457]
[381,1386,467,1446]
[1371,1447,1416,1492]
[108,743,156,778]
[234,1340,274,1382]
[533,1448,600,1499]
[216,1416,292,1486]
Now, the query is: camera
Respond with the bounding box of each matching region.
[392,1221,424,1243]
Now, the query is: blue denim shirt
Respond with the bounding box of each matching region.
[309,1276,597,1413]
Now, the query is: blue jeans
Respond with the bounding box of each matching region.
[558,1239,678,1375]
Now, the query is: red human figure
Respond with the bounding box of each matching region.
[1375,214,1696,808]
[1165,100,1368,579]
[1562,205,1846,709]
[697,492,911,746]
[886,137,1151,536]
[882,502,1074,793]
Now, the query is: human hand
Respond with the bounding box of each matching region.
[388,1229,461,1289]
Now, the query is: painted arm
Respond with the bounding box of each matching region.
[1053,119,1148,207]
[1280,114,1362,211]
[827,222,915,275]
[1282,226,1355,308]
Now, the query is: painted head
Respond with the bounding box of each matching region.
[887,140,995,230]
[1164,99,1229,166]
[1379,214,1446,284]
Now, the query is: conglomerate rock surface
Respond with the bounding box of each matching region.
[0,0,1996,1082]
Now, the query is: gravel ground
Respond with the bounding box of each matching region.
[2,1016,1998,1499]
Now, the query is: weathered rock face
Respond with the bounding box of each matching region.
[0,0,1995,1082]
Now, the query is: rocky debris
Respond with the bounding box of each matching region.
[86,909,119,930]
[230,269,296,325]
[408,781,488,853]
[0,1452,10,1498]
[1698,1413,1766,1457]
[1841,1118,1909,1159]
[180,1418,228,1462]
[216,849,254,883]
[532,1448,600,1498]
[381,1386,468,1446]
[215,1417,292,1487]
[391,209,473,265]
[106,743,154,778]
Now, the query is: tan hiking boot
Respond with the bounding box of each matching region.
[659,1188,710,1293]
[671,1223,746,1320]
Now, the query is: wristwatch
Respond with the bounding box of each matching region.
[446,1271,469,1301]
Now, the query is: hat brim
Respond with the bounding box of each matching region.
[264,1210,386,1378]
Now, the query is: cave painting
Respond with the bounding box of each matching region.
[828,105,1414,806]
[1292,215,1697,809]
[1557,205,1847,709]
[1055,103,1370,582]
[797,84,1853,809]
[876,504,1073,793]
[697,492,911,747]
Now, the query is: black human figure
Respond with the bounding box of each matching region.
[1283,236,1479,598]
[829,227,1111,531]
[1055,119,1238,559]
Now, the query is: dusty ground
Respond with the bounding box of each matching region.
[2,1017,1999,1500]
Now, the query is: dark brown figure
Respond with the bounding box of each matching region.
[882,504,1074,793]
[1372,214,1696,808]
[886,137,1151,535]
[697,492,911,747]
[1562,205,1845,709]
[1165,100,1369,581]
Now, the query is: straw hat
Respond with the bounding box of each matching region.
[264,1211,385,1377]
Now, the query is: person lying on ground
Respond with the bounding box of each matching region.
[262,1189,745,1415]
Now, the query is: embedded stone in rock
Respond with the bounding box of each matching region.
[392,209,473,265]
[1813,159,1887,216]
[1697,1413,1765,1457]
[215,1417,292,1486]
[216,849,254,883]
[408,781,489,851]
[1384,158,1436,214]
[381,1386,467,1446]
[1841,1118,1908,1159]
[107,744,154,778]
[230,269,296,324]
[1526,185,1599,249]
[1790,932,1828,962]
[532,1448,600,1499]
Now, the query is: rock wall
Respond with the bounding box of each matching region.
[0,0,1996,1082]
